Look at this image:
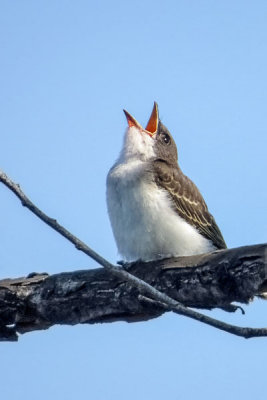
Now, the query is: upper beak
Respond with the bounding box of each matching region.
[145,102,159,135]
[123,102,159,137]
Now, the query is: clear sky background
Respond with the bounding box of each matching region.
[1,1,267,399]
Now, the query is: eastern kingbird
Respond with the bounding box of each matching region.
[106,103,226,261]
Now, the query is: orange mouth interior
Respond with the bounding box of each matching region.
[123,102,158,136]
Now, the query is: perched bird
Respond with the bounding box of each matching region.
[106,103,226,261]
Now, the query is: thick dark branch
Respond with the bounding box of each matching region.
[0,244,267,341]
[1,170,267,341]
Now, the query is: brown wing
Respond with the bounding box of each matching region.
[153,160,227,249]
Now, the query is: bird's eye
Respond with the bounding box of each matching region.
[162,133,170,144]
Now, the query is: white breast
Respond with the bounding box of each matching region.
[106,159,214,261]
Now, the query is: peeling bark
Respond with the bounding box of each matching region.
[1,244,266,341]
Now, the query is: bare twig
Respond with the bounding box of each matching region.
[1,169,267,339]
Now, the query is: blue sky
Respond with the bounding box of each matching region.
[1,1,267,399]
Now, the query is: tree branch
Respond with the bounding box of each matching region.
[1,169,267,341]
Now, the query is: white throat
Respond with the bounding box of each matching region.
[118,126,155,163]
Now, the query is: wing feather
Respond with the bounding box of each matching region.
[153,160,227,249]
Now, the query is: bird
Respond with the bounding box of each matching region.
[106,102,226,262]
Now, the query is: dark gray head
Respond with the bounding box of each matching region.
[154,120,178,164]
[122,102,178,164]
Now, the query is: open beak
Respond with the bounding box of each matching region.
[123,102,159,137]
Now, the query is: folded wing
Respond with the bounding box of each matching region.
[153,160,227,250]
